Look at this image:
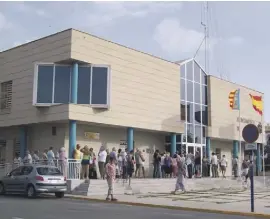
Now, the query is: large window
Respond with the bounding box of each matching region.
[180,59,208,145]
[33,63,110,107]
[0,80,13,112]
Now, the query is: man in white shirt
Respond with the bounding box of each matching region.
[220,155,227,178]
[98,145,107,179]
[211,153,218,178]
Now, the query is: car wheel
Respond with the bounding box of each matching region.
[55,192,64,198]
[0,183,5,195]
[26,185,36,199]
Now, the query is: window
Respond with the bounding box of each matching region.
[1,80,13,112]
[194,83,201,104]
[54,65,71,104]
[186,80,193,102]
[186,124,194,143]
[36,65,54,104]
[180,65,186,79]
[165,135,171,143]
[52,126,57,136]
[201,69,207,85]
[202,85,208,105]
[10,166,23,176]
[181,101,186,121]
[186,103,193,123]
[91,66,109,105]
[194,104,201,125]
[78,66,91,104]
[202,105,208,126]
[195,125,202,144]
[186,61,193,81]
[33,63,110,107]
[37,167,62,175]
[176,135,181,142]
[194,62,201,83]
[21,166,33,175]
[181,79,186,101]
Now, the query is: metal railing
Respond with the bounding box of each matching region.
[0,159,82,180]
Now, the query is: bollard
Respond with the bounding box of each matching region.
[250,162,255,212]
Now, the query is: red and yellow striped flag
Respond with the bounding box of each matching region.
[249,94,263,115]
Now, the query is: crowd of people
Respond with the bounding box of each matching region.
[11,145,255,200]
[13,146,68,176]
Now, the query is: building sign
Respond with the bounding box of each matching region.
[84,132,100,140]
[120,140,127,146]
[237,117,256,124]
[245,143,257,151]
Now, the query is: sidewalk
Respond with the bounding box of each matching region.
[63,187,270,217]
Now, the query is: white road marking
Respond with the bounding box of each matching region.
[12,217,24,219]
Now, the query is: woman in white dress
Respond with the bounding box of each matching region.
[173,154,186,194]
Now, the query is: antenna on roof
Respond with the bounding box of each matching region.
[194,1,209,75]
[201,1,209,74]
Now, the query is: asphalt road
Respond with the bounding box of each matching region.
[0,195,264,219]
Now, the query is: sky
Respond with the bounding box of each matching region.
[0,1,269,121]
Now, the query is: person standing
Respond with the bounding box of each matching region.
[135,148,145,178]
[153,150,161,178]
[23,150,33,164]
[80,145,90,180]
[232,156,239,178]
[105,156,118,201]
[59,147,67,177]
[32,151,40,164]
[202,156,209,177]
[186,153,193,179]
[47,147,55,166]
[98,145,107,180]
[126,150,135,186]
[194,151,201,178]
[173,153,186,194]
[220,155,227,178]
[211,153,218,178]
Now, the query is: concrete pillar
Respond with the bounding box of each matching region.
[69,120,77,158]
[170,133,176,156]
[69,62,79,158]
[127,127,134,152]
[233,140,239,158]
[20,126,27,159]
[71,63,78,104]
[206,137,211,161]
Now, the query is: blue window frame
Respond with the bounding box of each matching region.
[33,63,110,108]
[91,66,109,106]
[36,65,53,104]
[54,65,71,104]
[77,66,91,104]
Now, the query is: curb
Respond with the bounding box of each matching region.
[64,195,270,218]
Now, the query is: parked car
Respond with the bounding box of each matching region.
[0,164,67,198]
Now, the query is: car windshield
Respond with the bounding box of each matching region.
[37,167,62,176]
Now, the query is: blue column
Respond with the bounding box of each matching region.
[19,126,27,159]
[170,133,176,156]
[71,62,78,104]
[69,120,77,158]
[206,137,211,160]
[256,143,261,173]
[233,140,239,158]
[69,63,78,158]
[127,127,134,152]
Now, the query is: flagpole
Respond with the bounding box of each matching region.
[261,112,266,186]
[238,90,242,177]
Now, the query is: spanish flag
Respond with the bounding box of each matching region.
[229,89,240,110]
[249,94,263,115]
